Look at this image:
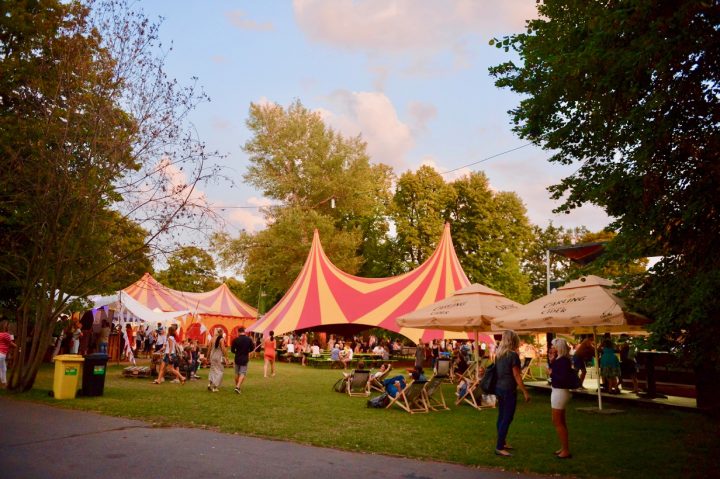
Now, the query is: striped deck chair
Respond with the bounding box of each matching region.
[386,380,429,414]
[423,376,449,411]
[369,365,392,393]
[346,370,371,397]
[434,358,452,383]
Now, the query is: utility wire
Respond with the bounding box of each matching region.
[439,142,533,175]
[208,143,535,209]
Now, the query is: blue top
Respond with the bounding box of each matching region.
[495,351,521,392]
[599,347,620,368]
[330,347,340,361]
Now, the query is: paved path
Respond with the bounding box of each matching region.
[0,397,549,479]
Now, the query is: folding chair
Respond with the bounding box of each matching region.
[346,370,371,397]
[521,356,537,380]
[369,365,392,393]
[455,372,495,410]
[434,358,452,383]
[386,380,429,414]
[423,376,449,411]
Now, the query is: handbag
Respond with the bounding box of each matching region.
[480,363,497,394]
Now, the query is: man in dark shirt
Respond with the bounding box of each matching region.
[231,326,255,394]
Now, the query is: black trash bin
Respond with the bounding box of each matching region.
[81,353,109,396]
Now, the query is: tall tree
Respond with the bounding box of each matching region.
[449,173,533,302]
[0,0,218,391]
[215,100,392,308]
[155,246,219,293]
[490,0,720,409]
[392,166,455,267]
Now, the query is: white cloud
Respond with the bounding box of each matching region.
[225,10,273,31]
[223,196,271,233]
[318,90,414,170]
[158,157,209,208]
[293,0,536,52]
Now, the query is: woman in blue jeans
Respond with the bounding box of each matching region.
[493,330,530,457]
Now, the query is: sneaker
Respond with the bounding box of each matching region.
[234,387,241,394]
[212,388,219,393]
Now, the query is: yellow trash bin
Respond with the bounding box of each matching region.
[52,354,84,399]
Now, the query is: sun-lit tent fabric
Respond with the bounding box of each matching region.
[92,291,190,325]
[248,223,472,343]
[123,274,257,318]
[492,275,650,334]
[122,273,257,339]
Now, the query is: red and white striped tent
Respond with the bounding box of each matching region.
[123,273,257,343]
[249,224,477,344]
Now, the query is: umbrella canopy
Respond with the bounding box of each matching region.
[396,283,521,332]
[491,275,651,411]
[491,275,650,334]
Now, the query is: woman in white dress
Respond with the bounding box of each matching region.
[207,328,228,392]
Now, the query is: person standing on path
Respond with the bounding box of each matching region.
[548,338,574,459]
[207,328,229,392]
[494,330,530,457]
[263,331,276,378]
[231,326,254,394]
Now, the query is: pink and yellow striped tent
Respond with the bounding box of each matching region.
[123,273,257,341]
[249,224,477,344]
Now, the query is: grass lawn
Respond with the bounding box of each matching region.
[3,359,718,478]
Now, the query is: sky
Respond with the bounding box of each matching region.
[139,0,611,242]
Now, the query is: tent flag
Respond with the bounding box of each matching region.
[249,223,472,342]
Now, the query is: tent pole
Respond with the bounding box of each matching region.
[594,328,602,410]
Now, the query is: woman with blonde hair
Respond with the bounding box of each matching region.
[548,338,574,459]
[152,325,185,385]
[493,330,530,457]
[263,330,276,378]
[207,328,229,392]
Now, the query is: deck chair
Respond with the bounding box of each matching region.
[346,370,371,397]
[434,358,452,382]
[521,356,537,380]
[455,371,495,410]
[386,380,429,414]
[423,376,449,411]
[369,365,392,393]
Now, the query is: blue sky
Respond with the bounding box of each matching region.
[139,0,610,240]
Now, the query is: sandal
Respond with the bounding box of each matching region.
[152,380,160,384]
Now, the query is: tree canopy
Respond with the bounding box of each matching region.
[0,0,218,391]
[490,0,720,408]
[155,246,219,293]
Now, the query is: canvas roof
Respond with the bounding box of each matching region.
[123,273,257,319]
[248,223,473,343]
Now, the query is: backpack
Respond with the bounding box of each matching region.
[480,363,497,394]
[366,393,389,408]
[332,377,347,393]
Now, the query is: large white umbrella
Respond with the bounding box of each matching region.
[397,283,521,374]
[492,275,650,410]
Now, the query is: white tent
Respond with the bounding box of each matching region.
[91,291,190,326]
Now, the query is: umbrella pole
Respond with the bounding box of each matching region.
[474,330,480,379]
[594,329,602,410]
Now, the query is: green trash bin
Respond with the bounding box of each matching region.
[52,354,84,399]
[81,353,109,396]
